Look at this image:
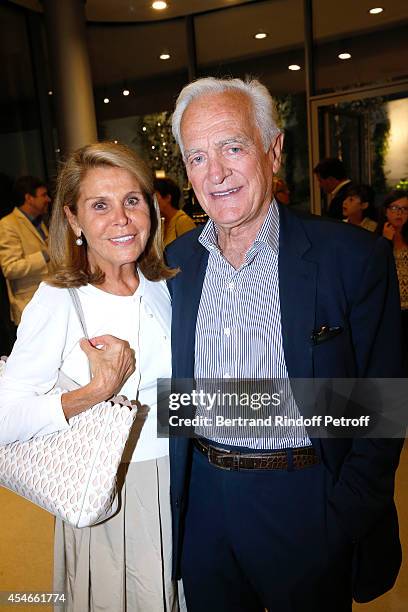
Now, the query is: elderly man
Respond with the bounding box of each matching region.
[166,77,403,612]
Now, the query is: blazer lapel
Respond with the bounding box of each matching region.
[278,205,317,380]
[172,242,209,379]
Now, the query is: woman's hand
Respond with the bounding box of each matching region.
[383,222,396,241]
[81,335,136,400]
[61,335,135,420]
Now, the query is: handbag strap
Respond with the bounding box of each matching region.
[68,288,89,339]
[67,288,92,380]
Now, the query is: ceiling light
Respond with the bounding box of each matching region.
[114,140,118,144]
[122,88,130,96]
[288,64,301,71]
[369,7,383,14]
[48,90,53,95]
[338,52,351,60]
[142,126,147,132]
[254,31,267,40]
[103,97,110,104]
[160,52,171,60]
[152,1,167,10]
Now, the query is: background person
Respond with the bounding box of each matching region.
[0,142,178,612]
[166,76,403,612]
[313,157,351,219]
[342,183,377,232]
[0,175,50,325]
[378,189,408,372]
[272,176,290,205]
[154,177,195,246]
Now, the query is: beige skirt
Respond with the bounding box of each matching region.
[53,456,178,612]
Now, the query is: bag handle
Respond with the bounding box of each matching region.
[68,288,89,339]
[67,288,91,380]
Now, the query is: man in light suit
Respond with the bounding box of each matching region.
[165,77,403,612]
[0,176,51,325]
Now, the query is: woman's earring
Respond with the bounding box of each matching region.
[75,233,83,246]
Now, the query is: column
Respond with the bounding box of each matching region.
[43,0,97,156]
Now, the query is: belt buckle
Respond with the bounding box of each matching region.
[207,445,239,471]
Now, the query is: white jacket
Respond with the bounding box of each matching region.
[0,273,171,461]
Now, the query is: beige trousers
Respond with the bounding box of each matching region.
[54,456,178,612]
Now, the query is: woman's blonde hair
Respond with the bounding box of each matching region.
[48,141,177,287]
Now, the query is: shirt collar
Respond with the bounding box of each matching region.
[198,199,280,256]
[19,207,42,227]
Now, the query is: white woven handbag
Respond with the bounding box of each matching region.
[0,288,138,528]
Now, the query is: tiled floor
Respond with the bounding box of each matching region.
[0,443,407,611]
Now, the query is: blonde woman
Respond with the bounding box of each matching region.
[0,142,178,611]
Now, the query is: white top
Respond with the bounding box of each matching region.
[0,271,172,462]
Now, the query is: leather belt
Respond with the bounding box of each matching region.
[193,438,320,471]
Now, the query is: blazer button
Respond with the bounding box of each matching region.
[175,498,180,508]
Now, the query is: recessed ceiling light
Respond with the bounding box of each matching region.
[369,7,383,14]
[338,52,352,60]
[160,52,171,60]
[122,89,130,96]
[254,31,267,40]
[142,126,147,132]
[288,64,301,71]
[152,1,167,10]
[103,97,110,104]
[48,90,53,95]
[114,140,118,144]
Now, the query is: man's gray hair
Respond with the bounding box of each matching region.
[172,77,281,158]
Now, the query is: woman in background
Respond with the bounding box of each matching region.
[0,142,178,611]
[378,189,408,371]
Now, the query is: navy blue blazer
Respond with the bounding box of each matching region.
[166,204,403,602]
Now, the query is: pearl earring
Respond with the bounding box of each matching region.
[75,234,83,246]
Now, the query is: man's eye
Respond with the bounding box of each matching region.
[191,155,204,166]
[228,146,242,155]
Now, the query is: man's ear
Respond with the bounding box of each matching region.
[269,132,284,174]
[64,205,81,237]
[25,192,34,205]
[361,201,369,210]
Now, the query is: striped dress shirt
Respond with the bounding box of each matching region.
[194,200,311,449]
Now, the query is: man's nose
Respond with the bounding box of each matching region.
[207,155,231,184]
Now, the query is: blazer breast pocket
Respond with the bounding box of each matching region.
[311,325,355,377]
